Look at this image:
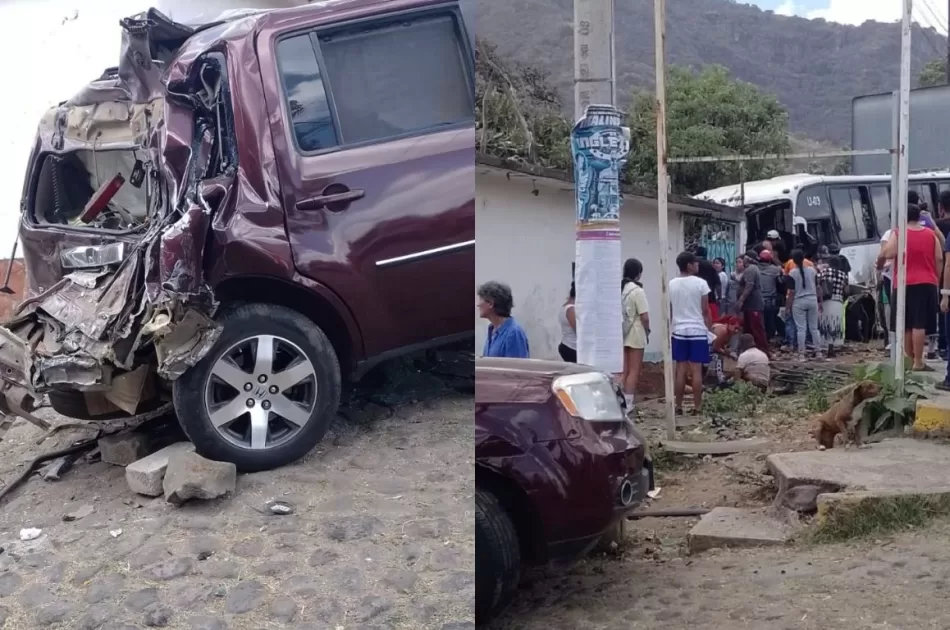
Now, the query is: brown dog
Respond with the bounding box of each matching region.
[810,380,882,449]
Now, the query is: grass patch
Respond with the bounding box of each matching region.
[651,446,698,475]
[804,375,830,414]
[807,492,950,543]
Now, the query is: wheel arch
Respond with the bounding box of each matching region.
[475,464,546,566]
[212,275,362,377]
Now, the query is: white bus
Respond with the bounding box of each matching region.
[696,172,950,285]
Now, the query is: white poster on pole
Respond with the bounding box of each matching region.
[571,105,629,374]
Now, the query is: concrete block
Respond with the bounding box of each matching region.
[163,451,236,505]
[815,487,950,527]
[99,433,149,467]
[126,442,195,497]
[914,394,950,435]
[767,439,950,494]
[688,507,793,553]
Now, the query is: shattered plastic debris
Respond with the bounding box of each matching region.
[110,529,123,538]
[19,528,42,541]
[647,487,662,500]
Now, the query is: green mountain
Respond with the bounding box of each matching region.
[476,0,944,144]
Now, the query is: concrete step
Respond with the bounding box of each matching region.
[687,507,794,553]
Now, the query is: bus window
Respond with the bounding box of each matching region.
[829,186,874,243]
[939,181,950,195]
[870,185,890,236]
[910,183,934,210]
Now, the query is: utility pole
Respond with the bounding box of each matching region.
[895,0,913,387]
[573,0,615,116]
[946,0,950,83]
[654,0,675,440]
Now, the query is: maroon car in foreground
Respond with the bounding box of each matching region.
[475,357,653,624]
[0,0,474,471]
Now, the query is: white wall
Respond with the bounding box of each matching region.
[475,169,687,363]
[0,0,307,259]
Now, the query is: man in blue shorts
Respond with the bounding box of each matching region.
[670,251,712,414]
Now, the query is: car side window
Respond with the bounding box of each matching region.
[276,34,339,152]
[318,12,472,145]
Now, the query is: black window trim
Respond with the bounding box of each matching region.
[275,2,475,158]
[827,184,876,245]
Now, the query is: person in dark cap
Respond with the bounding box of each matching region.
[735,250,769,355]
[692,245,722,321]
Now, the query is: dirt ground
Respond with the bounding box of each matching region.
[492,345,950,629]
[0,352,474,630]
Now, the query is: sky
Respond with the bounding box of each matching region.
[747,0,948,30]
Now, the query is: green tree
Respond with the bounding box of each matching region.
[918,58,946,88]
[625,66,790,195]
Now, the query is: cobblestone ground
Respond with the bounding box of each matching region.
[0,353,474,630]
[491,522,950,629]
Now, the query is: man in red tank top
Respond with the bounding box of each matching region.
[882,204,943,370]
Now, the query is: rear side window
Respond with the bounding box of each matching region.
[276,35,338,152]
[276,11,473,152]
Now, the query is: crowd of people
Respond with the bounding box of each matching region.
[476,187,950,412]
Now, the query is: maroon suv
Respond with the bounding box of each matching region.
[475,358,653,623]
[0,0,474,471]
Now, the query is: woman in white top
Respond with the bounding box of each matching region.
[621,259,651,410]
[558,283,577,362]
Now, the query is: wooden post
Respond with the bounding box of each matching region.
[654,0,675,439]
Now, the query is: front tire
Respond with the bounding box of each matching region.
[173,303,341,472]
[475,488,521,624]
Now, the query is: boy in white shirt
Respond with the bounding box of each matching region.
[669,251,712,414]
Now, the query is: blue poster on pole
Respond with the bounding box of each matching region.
[571,104,630,373]
[572,105,629,230]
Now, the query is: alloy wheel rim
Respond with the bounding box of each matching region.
[204,334,317,450]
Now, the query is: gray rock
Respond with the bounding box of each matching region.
[36,602,75,626]
[781,484,824,513]
[428,548,461,571]
[77,604,112,630]
[129,545,172,569]
[169,581,216,609]
[324,515,382,542]
[141,557,194,581]
[198,560,239,579]
[439,571,475,593]
[224,580,265,614]
[84,573,125,604]
[405,518,451,539]
[441,624,475,630]
[163,451,236,505]
[358,595,392,622]
[190,616,228,630]
[0,571,21,596]
[125,587,161,612]
[20,585,55,608]
[308,548,339,566]
[268,597,298,622]
[99,432,149,466]
[44,562,68,584]
[127,442,196,497]
[382,569,418,593]
[144,604,173,627]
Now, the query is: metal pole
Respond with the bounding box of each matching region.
[654,0,675,439]
[946,0,950,84]
[895,0,913,386]
[574,0,615,116]
[890,90,899,363]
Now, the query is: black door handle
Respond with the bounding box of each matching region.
[296,187,365,211]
